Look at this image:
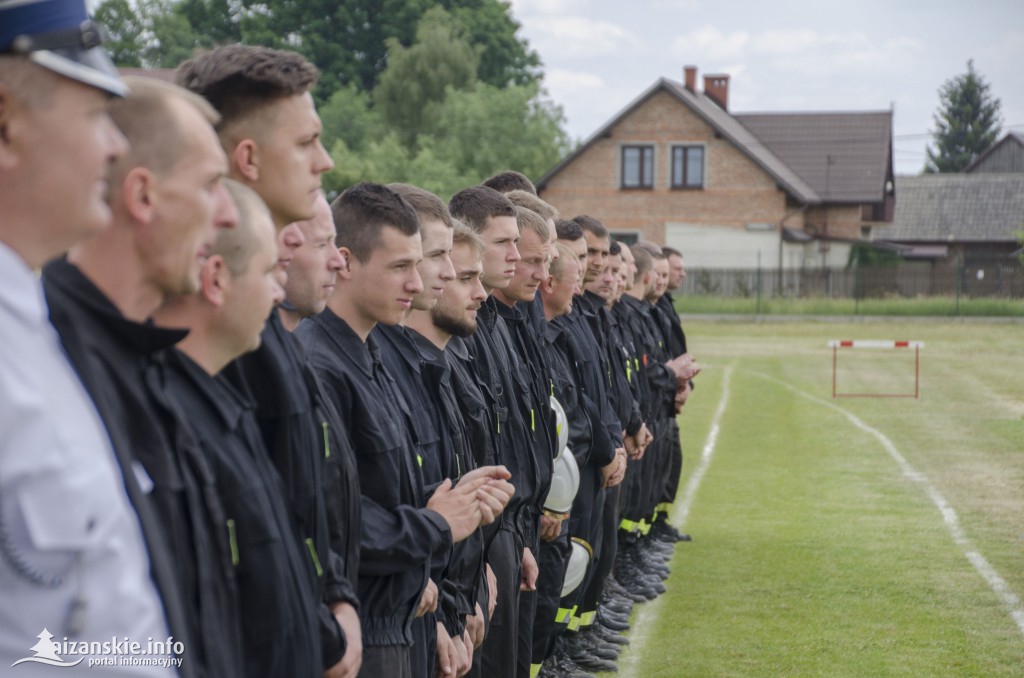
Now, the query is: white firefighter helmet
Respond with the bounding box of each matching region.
[550,395,569,453]
[543,446,579,516]
[561,538,592,597]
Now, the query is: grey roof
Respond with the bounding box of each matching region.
[963,131,1024,173]
[735,111,893,203]
[537,78,820,203]
[882,173,1024,242]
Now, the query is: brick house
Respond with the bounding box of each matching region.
[536,66,895,270]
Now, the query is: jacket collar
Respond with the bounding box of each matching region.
[44,257,188,353]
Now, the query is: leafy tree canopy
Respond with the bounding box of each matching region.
[925,60,1002,173]
[93,0,541,99]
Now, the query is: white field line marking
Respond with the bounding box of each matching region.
[619,365,733,678]
[751,370,1024,639]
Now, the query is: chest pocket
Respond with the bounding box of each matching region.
[18,458,122,557]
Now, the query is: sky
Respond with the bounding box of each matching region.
[506,0,1024,176]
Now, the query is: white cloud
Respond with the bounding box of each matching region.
[507,0,588,17]
[528,16,641,59]
[542,68,642,142]
[671,25,750,62]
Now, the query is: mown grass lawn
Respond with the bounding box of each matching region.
[616,320,1024,677]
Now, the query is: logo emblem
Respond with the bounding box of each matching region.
[11,629,83,668]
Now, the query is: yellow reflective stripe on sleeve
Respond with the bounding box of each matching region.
[226,519,239,567]
[322,421,330,458]
[305,538,324,577]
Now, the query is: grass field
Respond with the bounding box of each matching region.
[615,319,1024,677]
[674,296,1024,317]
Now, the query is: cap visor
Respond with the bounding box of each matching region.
[30,46,128,96]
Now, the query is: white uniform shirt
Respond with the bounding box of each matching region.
[0,243,175,675]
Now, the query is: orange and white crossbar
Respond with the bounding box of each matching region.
[829,340,923,398]
[828,340,925,349]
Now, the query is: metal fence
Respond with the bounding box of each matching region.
[680,261,1024,300]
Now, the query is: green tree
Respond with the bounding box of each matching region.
[431,82,571,184]
[93,0,144,67]
[925,60,1002,173]
[445,0,541,88]
[318,84,383,154]
[374,7,480,146]
[92,0,539,99]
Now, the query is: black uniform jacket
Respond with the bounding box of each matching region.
[655,293,688,357]
[541,321,595,470]
[405,328,488,638]
[493,299,557,520]
[597,297,644,438]
[553,299,619,469]
[163,350,320,678]
[619,295,677,420]
[466,298,543,541]
[296,308,452,646]
[42,258,226,678]
[225,311,356,668]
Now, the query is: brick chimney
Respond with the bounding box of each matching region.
[703,74,729,110]
[684,65,697,92]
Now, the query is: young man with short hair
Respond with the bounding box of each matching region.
[482,170,537,195]
[298,183,513,678]
[178,45,362,677]
[409,222,502,678]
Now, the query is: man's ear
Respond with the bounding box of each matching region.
[200,255,229,307]
[336,247,354,279]
[0,84,24,171]
[540,275,555,295]
[231,138,259,182]
[122,166,155,224]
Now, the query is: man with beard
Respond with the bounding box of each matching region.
[406,221,496,677]
[297,183,512,678]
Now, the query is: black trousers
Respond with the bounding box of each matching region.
[359,644,412,678]
[410,611,438,678]
[660,418,683,507]
[578,485,620,617]
[531,526,570,664]
[479,527,523,678]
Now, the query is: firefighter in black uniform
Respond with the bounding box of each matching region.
[406,221,498,676]
[652,247,699,541]
[177,45,362,674]
[298,183,513,678]
[375,184,487,678]
[154,182,323,678]
[550,220,624,675]
[449,186,546,678]
[42,78,241,678]
[491,207,561,677]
